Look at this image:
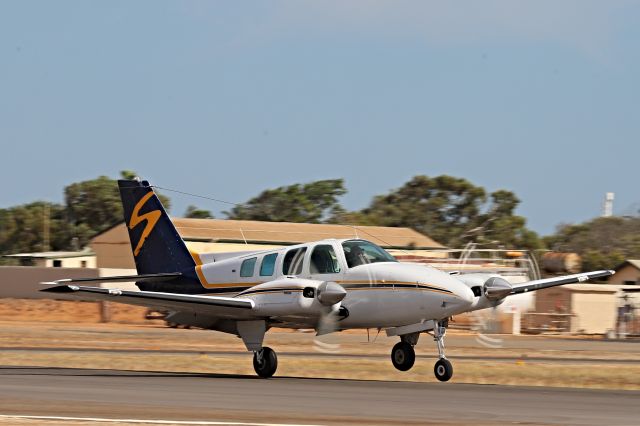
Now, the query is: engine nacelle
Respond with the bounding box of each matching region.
[245,278,346,318]
[456,273,512,312]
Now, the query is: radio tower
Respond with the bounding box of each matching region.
[602,192,615,217]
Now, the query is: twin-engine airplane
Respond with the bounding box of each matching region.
[42,179,614,381]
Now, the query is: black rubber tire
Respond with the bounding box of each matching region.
[253,347,278,378]
[391,342,415,371]
[434,358,453,382]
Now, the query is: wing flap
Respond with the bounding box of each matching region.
[510,270,614,295]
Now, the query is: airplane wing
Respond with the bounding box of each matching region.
[41,285,256,320]
[510,270,614,295]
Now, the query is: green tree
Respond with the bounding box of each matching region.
[0,172,173,256]
[226,179,346,223]
[0,202,73,256]
[64,172,172,248]
[544,216,640,270]
[184,205,214,219]
[64,176,125,246]
[349,175,539,249]
[362,175,487,246]
[476,190,542,250]
[120,170,138,180]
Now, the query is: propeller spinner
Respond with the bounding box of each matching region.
[483,276,513,301]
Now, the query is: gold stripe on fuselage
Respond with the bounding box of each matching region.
[344,287,453,295]
[190,253,264,289]
[201,280,264,289]
[239,286,454,297]
[337,280,451,293]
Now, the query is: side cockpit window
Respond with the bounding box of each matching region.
[240,257,257,277]
[260,253,278,276]
[310,245,341,274]
[282,247,307,276]
[342,240,397,268]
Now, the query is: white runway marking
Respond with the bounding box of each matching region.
[0,415,324,426]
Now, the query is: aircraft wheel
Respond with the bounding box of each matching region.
[434,358,453,382]
[391,342,415,371]
[253,347,278,378]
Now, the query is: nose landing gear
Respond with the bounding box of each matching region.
[388,320,454,381]
[434,358,453,382]
[432,320,453,382]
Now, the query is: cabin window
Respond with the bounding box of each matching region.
[260,253,278,276]
[342,240,397,268]
[52,260,62,267]
[310,245,341,274]
[240,257,257,277]
[282,247,307,276]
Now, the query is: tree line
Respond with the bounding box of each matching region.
[1,172,637,270]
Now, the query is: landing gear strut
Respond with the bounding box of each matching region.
[253,346,278,378]
[432,321,453,382]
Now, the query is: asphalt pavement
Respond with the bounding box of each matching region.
[0,366,637,426]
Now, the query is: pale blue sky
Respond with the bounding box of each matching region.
[1,1,639,236]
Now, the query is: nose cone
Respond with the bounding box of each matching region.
[434,273,475,312]
[442,283,474,316]
[454,282,475,306]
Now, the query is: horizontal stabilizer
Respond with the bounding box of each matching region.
[510,270,614,295]
[40,272,182,286]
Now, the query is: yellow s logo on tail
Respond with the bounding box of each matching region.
[129,191,161,257]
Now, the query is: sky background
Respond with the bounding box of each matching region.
[1,1,639,237]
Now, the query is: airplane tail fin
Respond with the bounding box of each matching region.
[118,179,198,282]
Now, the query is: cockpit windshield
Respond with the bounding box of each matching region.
[342,240,397,268]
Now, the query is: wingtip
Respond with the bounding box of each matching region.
[39,285,79,293]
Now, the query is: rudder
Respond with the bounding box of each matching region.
[118,179,197,279]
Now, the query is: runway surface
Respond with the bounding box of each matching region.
[0,367,637,426]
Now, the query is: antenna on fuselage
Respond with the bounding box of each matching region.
[239,227,248,245]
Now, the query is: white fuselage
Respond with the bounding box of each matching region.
[191,239,477,330]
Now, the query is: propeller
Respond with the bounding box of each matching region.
[473,306,503,349]
[313,282,347,354]
[473,276,512,349]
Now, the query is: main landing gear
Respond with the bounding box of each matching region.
[253,347,278,378]
[391,334,417,371]
[390,320,453,382]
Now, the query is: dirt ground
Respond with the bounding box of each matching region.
[0,299,159,324]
